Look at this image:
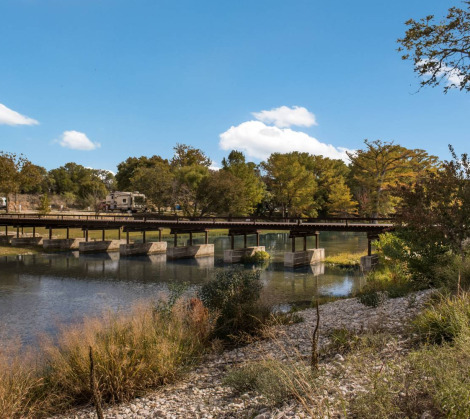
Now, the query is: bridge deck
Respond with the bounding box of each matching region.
[0,214,394,234]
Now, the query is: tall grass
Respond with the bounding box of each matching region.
[0,298,212,418]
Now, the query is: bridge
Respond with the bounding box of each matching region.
[0,213,394,268]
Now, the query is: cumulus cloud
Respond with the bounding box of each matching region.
[219,108,351,162]
[0,103,39,126]
[252,105,317,128]
[417,59,465,87]
[59,130,100,151]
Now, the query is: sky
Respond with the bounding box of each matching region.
[0,0,468,172]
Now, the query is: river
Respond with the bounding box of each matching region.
[0,231,367,345]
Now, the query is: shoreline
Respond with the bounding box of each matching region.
[56,290,432,419]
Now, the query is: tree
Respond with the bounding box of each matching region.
[38,193,51,214]
[222,150,265,214]
[173,164,210,217]
[395,146,470,284]
[198,170,249,216]
[398,2,470,93]
[261,152,317,217]
[326,178,357,216]
[347,140,438,217]
[130,163,174,213]
[171,144,211,168]
[116,155,169,191]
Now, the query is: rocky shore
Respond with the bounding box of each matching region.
[58,290,432,419]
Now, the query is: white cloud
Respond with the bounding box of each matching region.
[59,130,100,151]
[252,105,317,128]
[219,120,351,162]
[0,103,39,126]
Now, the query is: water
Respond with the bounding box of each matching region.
[0,232,367,345]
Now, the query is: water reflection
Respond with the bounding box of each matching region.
[0,232,367,345]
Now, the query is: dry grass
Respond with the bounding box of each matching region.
[0,245,40,256]
[0,298,213,418]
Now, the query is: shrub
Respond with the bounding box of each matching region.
[433,254,470,292]
[356,266,415,307]
[241,250,270,264]
[412,291,470,344]
[324,252,366,268]
[198,269,270,340]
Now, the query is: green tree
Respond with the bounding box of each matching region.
[130,162,174,213]
[198,170,249,216]
[38,193,51,214]
[347,140,438,217]
[261,152,317,217]
[398,2,470,93]
[222,150,265,214]
[171,143,211,168]
[173,164,210,217]
[326,178,357,216]
[116,155,169,191]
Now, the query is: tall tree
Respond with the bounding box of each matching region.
[116,155,169,191]
[261,152,317,217]
[171,144,211,168]
[222,150,265,214]
[398,2,470,93]
[347,140,438,217]
[130,162,174,213]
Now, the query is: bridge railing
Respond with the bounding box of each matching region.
[0,212,395,225]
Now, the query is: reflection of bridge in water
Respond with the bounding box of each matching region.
[0,214,393,269]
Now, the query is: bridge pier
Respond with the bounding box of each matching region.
[120,227,167,256]
[284,232,325,268]
[43,238,85,251]
[79,239,128,253]
[360,234,380,271]
[167,228,214,260]
[11,236,44,246]
[224,229,265,263]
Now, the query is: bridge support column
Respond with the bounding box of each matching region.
[43,238,85,251]
[120,241,167,257]
[167,228,213,260]
[224,229,266,263]
[79,239,128,254]
[284,231,324,268]
[361,234,380,271]
[11,236,44,246]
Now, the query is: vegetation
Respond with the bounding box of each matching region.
[0,297,212,418]
[398,1,470,93]
[324,251,366,267]
[241,250,270,264]
[198,269,271,341]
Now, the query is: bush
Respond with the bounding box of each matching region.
[412,291,470,344]
[241,250,270,264]
[433,254,470,292]
[198,269,270,340]
[356,266,415,307]
[324,252,366,268]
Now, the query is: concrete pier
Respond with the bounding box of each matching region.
[167,244,214,260]
[43,238,85,251]
[10,237,44,246]
[79,239,128,253]
[284,248,325,268]
[223,246,266,263]
[120,241,167,257]
[360,254,379,271]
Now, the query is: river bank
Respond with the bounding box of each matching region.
[56,290,433,418]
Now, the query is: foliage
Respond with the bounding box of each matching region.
[37,194,51,214]
[115,155,168,191]
[0,298,212,418]
[241,250,270,264]
[324,251,366,267]
[171,143,211,168]
[261,152,318,217]
[130,162,173,213]
[198,269,270,340]
[398,1,470,93]
[173,164,210,217]
[347,140,438,217]
[412,291,470,344]
[222,150,265,214]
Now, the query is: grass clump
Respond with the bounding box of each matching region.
[324,251,366,268]
[198,269,270,341]
[412,291,470,344]
[0,298,212,418]
[224,359,318,405]
[241,250,270,264]
[356,266,415,307]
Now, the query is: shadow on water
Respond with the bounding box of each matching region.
[0,231,367,345]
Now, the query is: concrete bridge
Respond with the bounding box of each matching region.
[0,213,394,269]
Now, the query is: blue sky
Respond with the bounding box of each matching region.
[0,0,468,172]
